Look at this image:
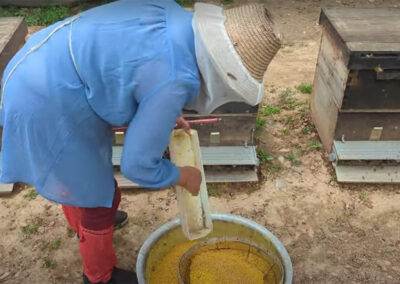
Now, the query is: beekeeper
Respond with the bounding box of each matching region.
[0,1,280,283]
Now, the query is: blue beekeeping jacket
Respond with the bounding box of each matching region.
[0,0,200,208]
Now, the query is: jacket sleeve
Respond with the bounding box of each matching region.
[120,80,199,188]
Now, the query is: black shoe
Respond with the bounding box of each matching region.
[114,210,128,229]
[83,268,138,284]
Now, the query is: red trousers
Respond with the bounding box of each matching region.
[62,181,121,283]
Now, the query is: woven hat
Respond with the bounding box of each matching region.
[188,3,281,114]
[224,3,282,82]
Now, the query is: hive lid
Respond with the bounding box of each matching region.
[0,17,27,77]
[0,18,24,52]
[320,8,400,53]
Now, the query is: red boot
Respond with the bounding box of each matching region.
[79,225,117,283]
[79,224,138,284]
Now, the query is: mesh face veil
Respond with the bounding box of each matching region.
[186,3,281,115]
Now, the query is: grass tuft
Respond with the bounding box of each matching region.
[266,165,283,176]
[284,153,299,164]
[258,148,274,163]
[207,183,223,197]
[282,128,290,135]
[43,257,56,268]
[264,105,281,116]
[23,189,38,201]
[41,238,61,251]
[22,224,38,234]
[22,217,42,235]
[308,141,322,150]
[359,191,368,200]
[0,6,72,26]
[297,83,313,94]
[0,1,114,26]
[278,88,306,110]
[302,123,315,135]
[256,117,266,131]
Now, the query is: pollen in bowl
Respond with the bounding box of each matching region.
[149,241,276,284]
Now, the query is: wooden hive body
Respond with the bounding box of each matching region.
[184,103,258,147]
[312,8,400,150]
[311,8,400,183]
[0,17,27,193]
[0,17,27,79]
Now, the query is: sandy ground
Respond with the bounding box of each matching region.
[1,0,400,283]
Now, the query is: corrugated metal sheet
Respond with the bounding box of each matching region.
[201,146,258,166]
[335,165,400,183]
[334,141,400,161]
[205,169,258,183]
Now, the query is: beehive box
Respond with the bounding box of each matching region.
[113,103,260,187]
[0,17,27,79]
[183,103,259,183]
[311,8,400,183]
[0,17,27,193]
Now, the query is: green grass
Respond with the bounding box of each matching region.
[0,0,176,27]
[282,128,290,135]
[279,88,298,109]
[284,116,298,126]
[284,153,299,164]
[0,0,194,27]
[344,210,353,218]
[266,165,283,176]
[175,0,195,7]
[257,148,273,163]
[22,224,38,234]
[288,100,303,110]
[22,217,42,235]
[279,88,294,103]
[50,238,61,249]
[23,189,38,201]
[207,183,223,197]
[332,171,337,182]
[43,257,56,268]
[41,238,61,251]
[264,105,281,116]
[302,123,315,135]
[221,0,234,4]
[297,83,313,94]
[66,227,75,238]
[359,191,368,200]
[256,117,266,131]
[297,105,309,120]
[0,6,73,26]
[308,141,322,150]
[278,88,306,110]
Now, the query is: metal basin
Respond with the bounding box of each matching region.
[137,213,293,284]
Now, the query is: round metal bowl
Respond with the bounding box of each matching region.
[136,213,293,284]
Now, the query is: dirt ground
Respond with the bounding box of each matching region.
[1,0,400,283]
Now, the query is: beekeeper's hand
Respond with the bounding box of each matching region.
[175,116,191,135]
[178,166,202,196]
